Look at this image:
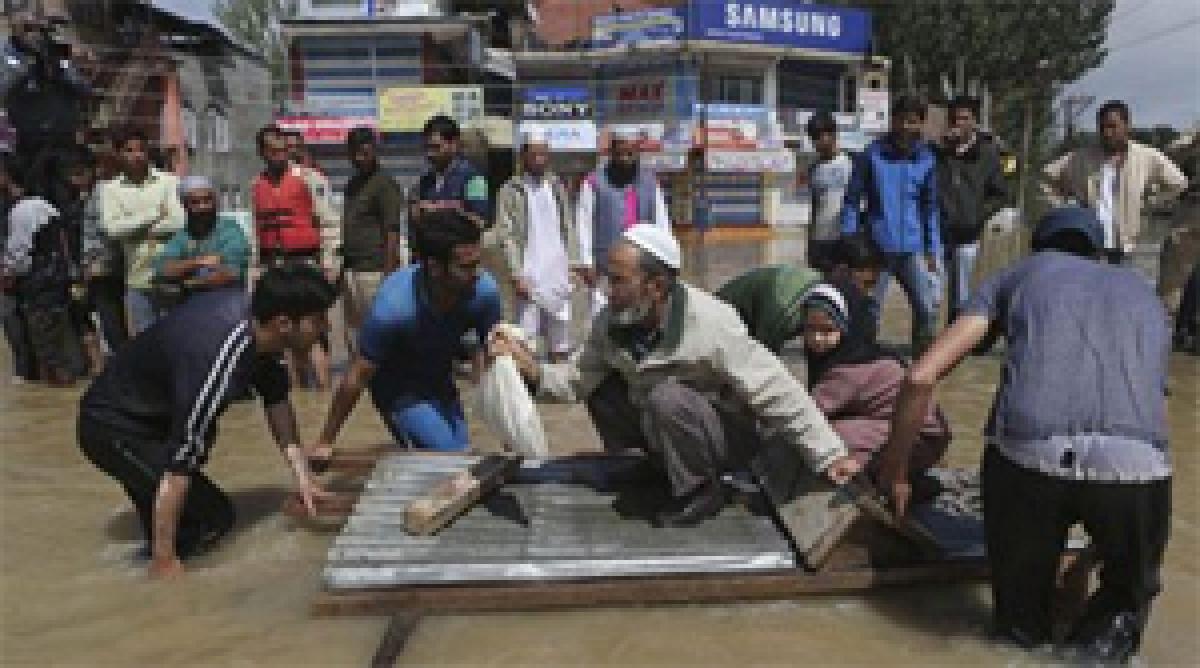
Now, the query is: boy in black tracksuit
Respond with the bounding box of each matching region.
[77,267,336,577]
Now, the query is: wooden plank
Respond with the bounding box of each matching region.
[327,445,396,474]
[313,561,994,617]
[752,441,941,568]
[403,456,519,536]
[370,612,423,668]
[752,442,863,570]
[846,481,943,559]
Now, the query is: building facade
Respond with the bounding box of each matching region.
[281,0,888,231]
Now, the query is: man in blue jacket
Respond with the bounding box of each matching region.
[842,94,942,356]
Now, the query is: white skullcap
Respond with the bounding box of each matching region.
[622,224,681,271]
[178,175,215,199]
[519,128,550,149]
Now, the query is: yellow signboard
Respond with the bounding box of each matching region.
[377,86,483,132]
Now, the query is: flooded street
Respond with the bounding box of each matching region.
[1,230,1197,666]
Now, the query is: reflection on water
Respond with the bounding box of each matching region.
[1,229,1196,666]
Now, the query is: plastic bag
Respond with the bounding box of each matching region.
[473,354,549,457]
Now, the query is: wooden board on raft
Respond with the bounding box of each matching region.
[752,441,941,570]
[314,560,994,616]
[403,455,518,535]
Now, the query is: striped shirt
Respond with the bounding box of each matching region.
[79,290,289,473]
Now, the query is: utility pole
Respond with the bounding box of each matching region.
[1016,60,1052,218]
[1062,93,1095,145]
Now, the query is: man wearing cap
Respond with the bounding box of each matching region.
[341,126,404,354]
[879,207,1171,662]
[154,176,250,302]
[490,224,859,527]
[576,127,673,318]
[493,131,579,361]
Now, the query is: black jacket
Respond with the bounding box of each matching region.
[936,134,1009,245]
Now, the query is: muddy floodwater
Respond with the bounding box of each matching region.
[1,229,1197,666]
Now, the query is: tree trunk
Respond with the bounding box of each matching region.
[1017,92,1035,218]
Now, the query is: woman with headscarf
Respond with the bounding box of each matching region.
[802,280,950,472]
[716,265,822,354]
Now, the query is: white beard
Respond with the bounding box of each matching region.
[610,300,651,327]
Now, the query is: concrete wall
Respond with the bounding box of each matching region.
[173,47,271,208]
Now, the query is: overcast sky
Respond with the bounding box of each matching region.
[204,0,1199,129]
[1067,0,1200,130]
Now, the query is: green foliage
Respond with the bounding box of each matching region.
[214,0,297,100]
[827,0,1116,208]
[830,0,1114,98]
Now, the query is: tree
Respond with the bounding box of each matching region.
[214,0,297,102]
[829,0,1116,212]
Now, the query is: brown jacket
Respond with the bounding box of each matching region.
[1041,141,1188,250]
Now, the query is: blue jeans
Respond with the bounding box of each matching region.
[872,252,942,354]
[944,242,979,320]
[373,391,469,452]
[125,289,163,336]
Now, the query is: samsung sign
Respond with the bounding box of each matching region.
[594,3,870,54]
[692,2,871,53]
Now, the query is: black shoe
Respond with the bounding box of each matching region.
[654,482,727,528]
[1061,612,1141,665]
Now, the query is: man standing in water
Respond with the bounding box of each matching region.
[881,207,1171,662]
[77,266,336,577]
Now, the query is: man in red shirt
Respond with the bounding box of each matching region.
[251,125,330,388]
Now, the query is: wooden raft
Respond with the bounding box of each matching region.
[307,448,1091,667]
[312,451,1004,618]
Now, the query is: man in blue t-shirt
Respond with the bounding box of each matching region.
[315,209,501,452]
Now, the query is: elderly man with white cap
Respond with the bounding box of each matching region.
[153,175,250,302]
[576,126,673,318]
[491,129,580,361]
[490,224,859,526]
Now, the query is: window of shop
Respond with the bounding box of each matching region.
[777,60,843,112]
[707,75,764,105]
[181,104,197,150]
[207,107,230,154]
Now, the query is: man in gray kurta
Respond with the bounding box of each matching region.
[489,224,858,527]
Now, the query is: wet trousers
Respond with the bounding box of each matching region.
[982,447,1170,652]
[77,416,235,559]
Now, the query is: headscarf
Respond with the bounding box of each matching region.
[803,279,894,386]
[715,265,822,354]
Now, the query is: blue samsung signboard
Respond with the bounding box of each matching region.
[592,3,871,54]
[688,2,871,54]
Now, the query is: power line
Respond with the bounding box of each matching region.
[1110,0,1156,23]
[1106,15,1200,52]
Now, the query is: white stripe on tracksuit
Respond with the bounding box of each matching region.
[174,321,250,469]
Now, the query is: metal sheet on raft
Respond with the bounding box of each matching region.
[323,454,797,590]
